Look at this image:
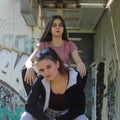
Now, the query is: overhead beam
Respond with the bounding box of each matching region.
[39,2,106,9]
[39,16,79,20]
[79,3,105,8]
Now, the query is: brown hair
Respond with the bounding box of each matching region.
[35,47,69,76]
[39,15,69,42]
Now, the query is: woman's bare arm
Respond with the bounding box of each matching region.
[24,47,40,85]
[71,49,86,78]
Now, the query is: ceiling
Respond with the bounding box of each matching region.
[37,0,112,33]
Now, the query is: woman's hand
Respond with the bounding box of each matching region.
[24,67,36,85]
[76,62,86,78]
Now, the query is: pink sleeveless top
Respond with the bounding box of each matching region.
[37,40,78,66]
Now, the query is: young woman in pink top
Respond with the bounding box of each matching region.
[22,15,86,95]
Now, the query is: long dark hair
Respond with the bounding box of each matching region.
[39,15,69,42]
[35,47,69,76]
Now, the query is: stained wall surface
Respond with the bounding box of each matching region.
[0,1,33,119]
[94,0,120,119]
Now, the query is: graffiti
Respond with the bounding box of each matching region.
[107,60,117,120]
[0,82,25,120]
[0,48,28,97]
[0,47,28,119]
[96,62,106,120]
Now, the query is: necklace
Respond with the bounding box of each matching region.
[50,75,68,94]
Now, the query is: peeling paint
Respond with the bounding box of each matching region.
[107,60,118,120]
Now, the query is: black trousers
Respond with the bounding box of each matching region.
[22,67,37,95]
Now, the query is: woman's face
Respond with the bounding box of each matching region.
[37,59,60,81]
[51,19,64,37]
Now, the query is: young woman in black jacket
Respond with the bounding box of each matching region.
[21,47,88,120]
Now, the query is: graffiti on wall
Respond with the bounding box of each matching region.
[0,81,25,120]
[107,60,118,120]
[0,47,28,119]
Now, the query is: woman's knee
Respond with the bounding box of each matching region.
[74,114,89,120]
[21,112,36,120]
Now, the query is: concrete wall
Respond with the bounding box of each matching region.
[0,0,39,53]
[0,0,38,119]
[94,0,120,120]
